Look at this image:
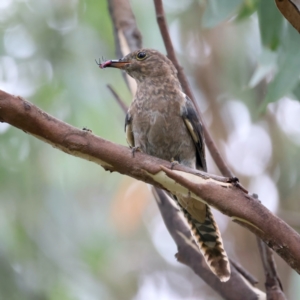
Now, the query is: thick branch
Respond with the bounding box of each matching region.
[1,90,300,276]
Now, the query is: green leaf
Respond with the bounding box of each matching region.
[257,0,284,50]
[202,0,244,28]
[236,0,259,21]
[260,24,300,111]
[292,82,300,101]
[248,48,277,88]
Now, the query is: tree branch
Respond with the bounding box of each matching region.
[229,260,258,286]
[107,84,128,114]
[1,90,300,277]
[257,238,287,300]
[108,0,142,95]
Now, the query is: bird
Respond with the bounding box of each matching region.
[98,49,231,282]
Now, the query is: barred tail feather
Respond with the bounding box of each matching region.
[182,204,231,282]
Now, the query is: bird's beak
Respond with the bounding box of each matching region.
[99,59,130,69]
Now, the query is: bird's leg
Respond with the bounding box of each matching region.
[131,146,142,158]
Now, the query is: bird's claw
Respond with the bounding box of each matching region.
[170,159,179,170]
[82,127,92,133]
[131,146,141,157]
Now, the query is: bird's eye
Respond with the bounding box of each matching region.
[136,52,147,60]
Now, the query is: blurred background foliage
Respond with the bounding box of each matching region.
[1,0,300,299]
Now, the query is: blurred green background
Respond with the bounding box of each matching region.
[1,0,300,299]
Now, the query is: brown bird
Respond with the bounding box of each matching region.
[99,49,231,282]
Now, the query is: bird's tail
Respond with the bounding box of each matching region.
[181,204,231,282]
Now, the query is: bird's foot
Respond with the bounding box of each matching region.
[170,159,179,170]
[131,146,142,158]
[82,127,92,133]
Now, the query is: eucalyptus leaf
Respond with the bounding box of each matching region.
[292,82,300,101]
[257,0,284,50]
[260,24,300,110]
[236,0,259,21]
[248,48,277,88]
[202,0,244,28]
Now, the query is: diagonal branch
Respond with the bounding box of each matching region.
[257,238,287,300]
[107,84,128,114]
[153,0,233,178]
[1,90,300,278]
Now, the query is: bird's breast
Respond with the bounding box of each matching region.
[130,96,196,167]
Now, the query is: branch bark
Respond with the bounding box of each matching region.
[108,0,142,95]
[1,90,300,277]
[257,238,287,300]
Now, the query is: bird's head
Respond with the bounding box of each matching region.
[98,49,177,82]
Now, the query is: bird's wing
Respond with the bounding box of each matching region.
[180,94,230,282]
[181,94,207,171]
[125,112,134,148]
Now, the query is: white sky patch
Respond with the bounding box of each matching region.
[164,0,193,14]
[248,174,279,213]
[272,97,300,145]
[0,0,12,9]
[0,56,53,97]
[221,100,252,135]
[225,124,272,176]
[169,19,183,55]
[12,62,37,97]
[0,56,19,94]
[146,213,179,267]
[210,207,229,233]
[4,25,36,59]
[0,123,10,134]
[0,0,15,23]
[133,272,203,300]
[222,100,272,176]
[47,11,78,34]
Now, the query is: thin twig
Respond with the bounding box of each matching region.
[153,0,233,178]
[257,238,287,300]
[108,0,142,95]
[230,259,258,286]
[107,84,128,114]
